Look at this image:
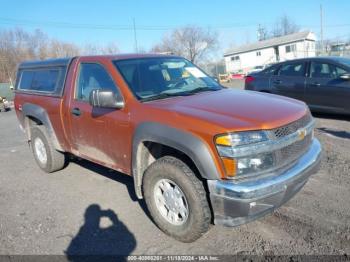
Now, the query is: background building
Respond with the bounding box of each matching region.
[224,31,316,73]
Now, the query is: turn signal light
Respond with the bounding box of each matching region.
[221,158,237,177]
[215,135,231,146]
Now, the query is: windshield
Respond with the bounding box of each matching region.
[334,57,350,68]
[114,57,221,101]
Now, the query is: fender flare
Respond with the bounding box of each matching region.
[132,122,221,199]
[21,103,63,151]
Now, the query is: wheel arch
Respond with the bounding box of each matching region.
[132,122,221,199]
[21,103,63,151]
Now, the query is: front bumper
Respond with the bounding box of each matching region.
[207,138,322,226]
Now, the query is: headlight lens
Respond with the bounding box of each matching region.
[236,152,274,176]
[215,131,269,147]
[215,131,272,179]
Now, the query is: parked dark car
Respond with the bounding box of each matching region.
[245,57,350,115]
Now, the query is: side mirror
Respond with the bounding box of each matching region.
[89,89,124,109]
[339,73,350,80]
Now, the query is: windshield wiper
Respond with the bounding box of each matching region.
[140,86,221,102]
[140,92,191,102]
[186,86,221,94]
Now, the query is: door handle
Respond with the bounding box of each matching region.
[71,108,81,116]
[310,82,321,87]
[273,79,282,84]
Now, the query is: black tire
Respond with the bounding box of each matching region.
[143,156,211,242]
[30,126,67,173]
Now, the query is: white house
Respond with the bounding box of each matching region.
[224,31,316,73]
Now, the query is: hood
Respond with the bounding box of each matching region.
[146,88,308,131]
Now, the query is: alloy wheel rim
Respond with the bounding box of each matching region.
[34,137,47,165]
[153,178,189,226]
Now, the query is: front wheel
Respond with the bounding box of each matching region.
[143,156,211,242]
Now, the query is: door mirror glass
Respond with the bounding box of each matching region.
[339,73,350,80]
[89,89,124,109]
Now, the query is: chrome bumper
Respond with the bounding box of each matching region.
[207,138,322,227]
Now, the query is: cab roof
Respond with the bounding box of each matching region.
[18,53,182,69]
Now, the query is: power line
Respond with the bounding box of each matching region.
[0,17,349,31]
[0,17,260,30]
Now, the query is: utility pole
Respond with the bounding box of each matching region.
[133,18,138,53]
[320,4,324,54]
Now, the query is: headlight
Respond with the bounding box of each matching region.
[236,152,274,176]
[215,131,273,179]
[215,131,269,147]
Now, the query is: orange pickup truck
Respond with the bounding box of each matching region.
[14,54,321,242]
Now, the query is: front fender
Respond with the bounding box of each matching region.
[132,122,221,199]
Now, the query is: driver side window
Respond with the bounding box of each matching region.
[310,61,348,79]
[76,63,119,102]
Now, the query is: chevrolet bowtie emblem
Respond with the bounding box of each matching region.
[297,128,307,140]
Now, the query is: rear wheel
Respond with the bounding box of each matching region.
[143,156,211,242]
[31,126,67,173]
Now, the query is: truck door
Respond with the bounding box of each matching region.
[270,61,307,102]
[304,60,350,113]
[68,60,130,173]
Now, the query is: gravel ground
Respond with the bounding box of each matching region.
[0,107,349,257]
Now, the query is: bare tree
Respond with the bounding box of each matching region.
[83,42,119,55]
[271,15,300,37]
[82,43,100,56]
[0,28,40,83]
[101,42,119,55]
[0,28,120,83]
[0,28,82,82]
[48,39,80,58]
[151,26,218,63]
[257,25,269,41]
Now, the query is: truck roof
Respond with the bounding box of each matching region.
[18,53,180,69]
[19,57,73,69]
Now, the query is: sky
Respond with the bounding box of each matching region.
[1,0,350,56]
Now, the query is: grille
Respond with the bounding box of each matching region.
[234,113,314,181]
[270,113,313,170]
[274,133,312,167]
[271,113,313,139]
